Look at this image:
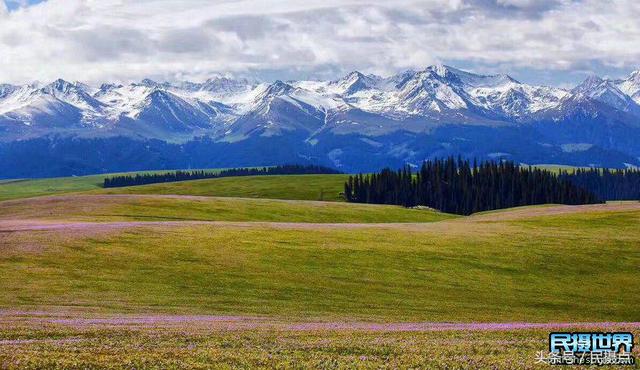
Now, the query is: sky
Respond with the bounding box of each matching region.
[0,0,639,87]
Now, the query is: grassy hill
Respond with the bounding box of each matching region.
[0,194,454,223]
[95,174,350,201]
[1,201,638,322]
[0,168,640,369]
[1,171,638,368]
[0,175,105,202]
[0,170,208,202]
[0,164,595,203]
[1,170,638,322]
[0,172,349,202]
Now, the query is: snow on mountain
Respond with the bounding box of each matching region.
[0,66,574,130]
[0,84,19,100]
[617,70,640,104]
[4,66,640,176]
[41,79,107,124]
[326,71,380,95]
[300,65,567,120]
[393,67,469,114]
[226,80,333,140]
[93,83,155,120]
[572,75,640,117]
[0,82,85,128]
[443,66,515,88]
[470,81,567,117]
[0,79,108,128]
[1,65,639,141]
[414,65,568,118]
[133,89,214,132]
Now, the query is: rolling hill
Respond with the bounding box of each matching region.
[0,200,637,322]
[0,172,638,369]
[0,194,454,224]
[0,172,349,202]
[95,174,350,201]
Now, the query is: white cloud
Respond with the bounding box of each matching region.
[496,0,540,7]
[0,0,638,84]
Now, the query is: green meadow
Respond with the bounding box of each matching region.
[95,174,350,201]
[0,163,584,202]
[0,194,453,223]
[1,200,638,322]
[0,169,215,202]
[1,170,638,369]
[0,172,349,202]
[0,175,105,201]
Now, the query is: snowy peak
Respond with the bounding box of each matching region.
[95,83,123,98]
[1,66,640,140]
[394,68,469,113]
[138,78,162,88]
[0,79,106,126]
[262,80,294,97]
[330,71,379,95]
[427,64,453,79]
[618,70,640,103]
[424,65,517,88]
[132,88,214,132]
[245,81,292,110]
[573,75,605,95]
[0,84,18,99]
[42,79,75,93]
[572,75,640,116]
[388,65,565,118]
[39,79,105,112]
[143,89,179,105]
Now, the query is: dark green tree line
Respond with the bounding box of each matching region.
[344,158,602,215]
[559,168,640,200]
[104,164,341,188]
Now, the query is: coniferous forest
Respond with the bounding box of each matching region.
[559,168,640,201]
[104,164,341,188]
[344,158,607,215]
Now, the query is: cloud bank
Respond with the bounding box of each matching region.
[0,0,638,84]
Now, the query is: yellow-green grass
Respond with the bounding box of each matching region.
[468,201,639,220]
[0,173,350,203]
[0,194,453,223]
[0,169,228,202]
[2,321,637,369]
[94,174,350,202]
[1,204,638,322]
[527,164,584,173]
[525,164,629,174]
[0,175,105,202]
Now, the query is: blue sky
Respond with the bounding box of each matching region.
[0,0,638,86]
[3,0,45,11]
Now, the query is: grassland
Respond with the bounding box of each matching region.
[95,174,350,201]
[0,169,223,202]
[1,201,638,322]
[1,171,639,369]
[0,163,587,203]
[0,194,453,223]
[0,175,105,202]
[525,164,587,173]
[0,173,349,202]
[2,317,636,369]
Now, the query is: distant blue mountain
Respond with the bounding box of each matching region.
[1,65,640,178]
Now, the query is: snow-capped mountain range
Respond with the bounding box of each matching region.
[1,65,640,177]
